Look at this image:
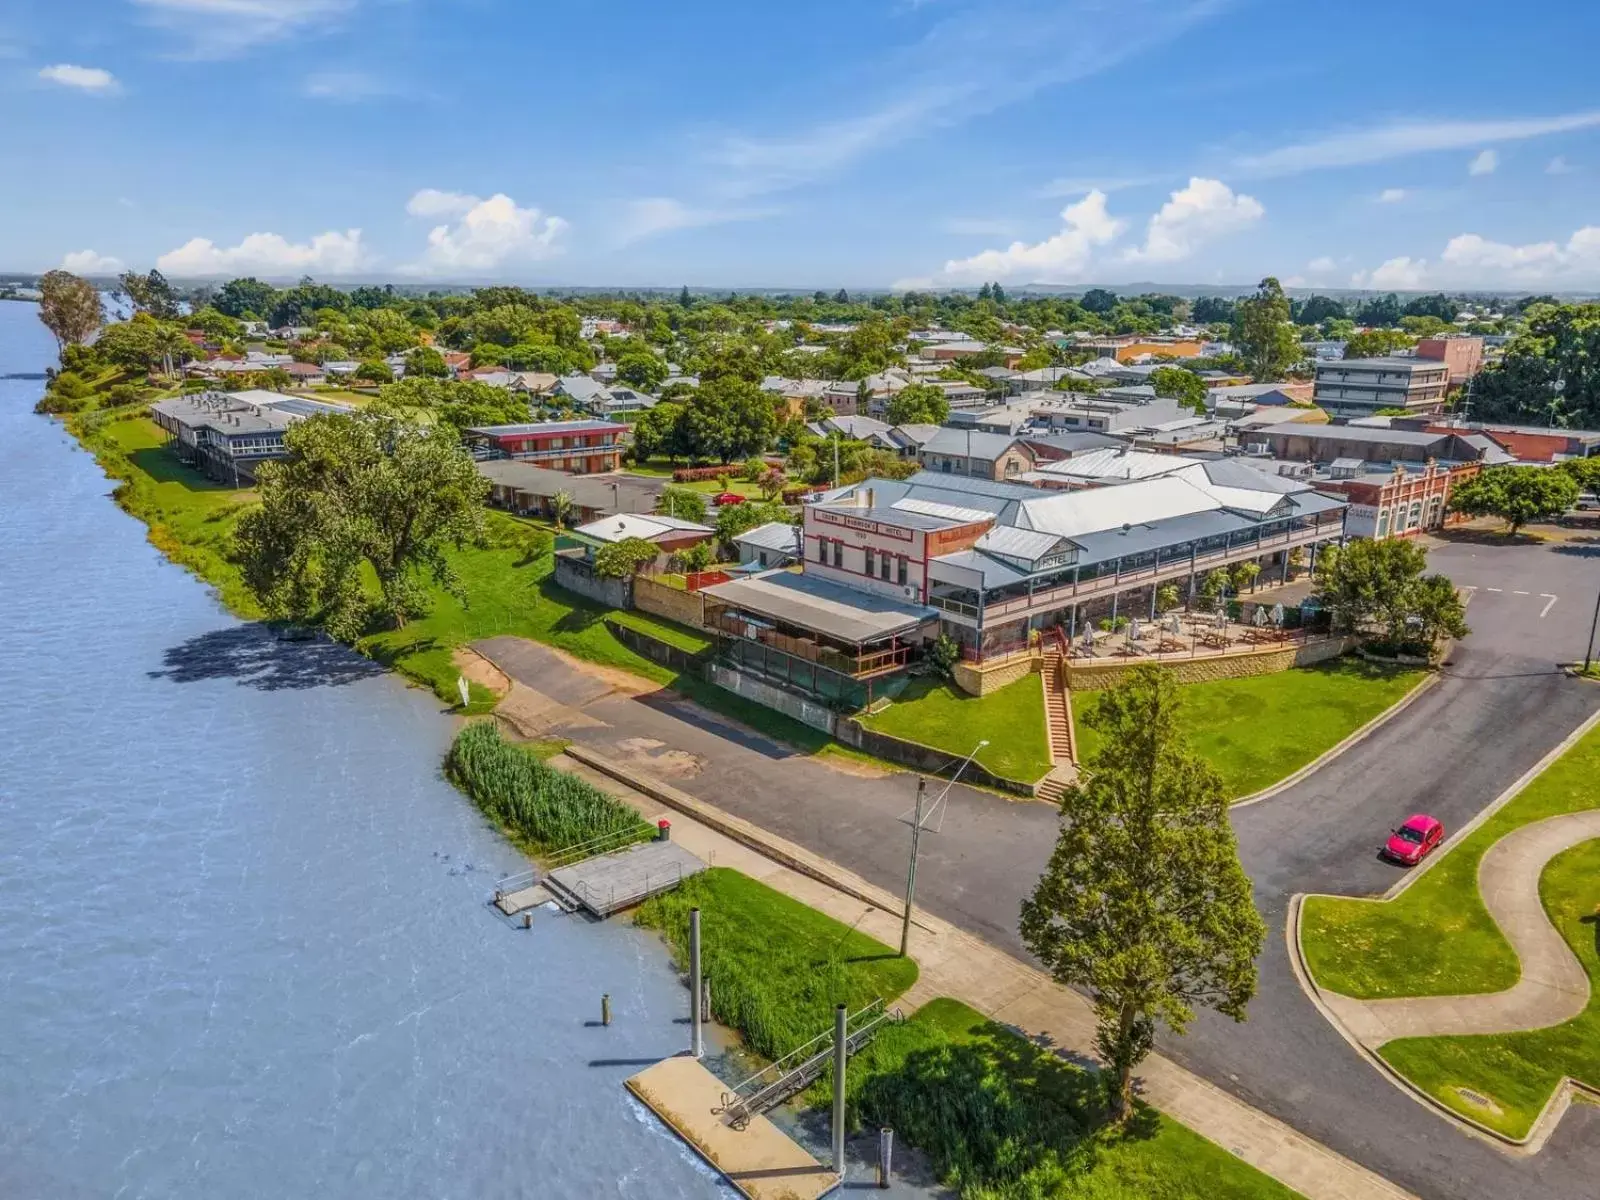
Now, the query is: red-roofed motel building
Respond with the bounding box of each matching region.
[462,420,628,474]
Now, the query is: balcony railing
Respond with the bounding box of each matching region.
[932,522,1336,625]
[709,613,910,679]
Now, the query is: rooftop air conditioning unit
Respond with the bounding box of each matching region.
[1243,442,1270,457]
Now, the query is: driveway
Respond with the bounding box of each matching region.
[476,535,1600,1200]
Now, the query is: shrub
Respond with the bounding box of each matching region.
[445,722,650,855]
[742,455,766,482]
[593,536,659,578]
[927,634,961,679]
[670,464,738,483]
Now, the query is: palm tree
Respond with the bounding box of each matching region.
[549,490,575,530]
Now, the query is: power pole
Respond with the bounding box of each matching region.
[1585,588,1600,675]
[900,777,925,957]
[690,907,704,1058]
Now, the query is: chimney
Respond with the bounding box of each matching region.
[864,487,875,509]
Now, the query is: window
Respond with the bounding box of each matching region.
[831,540,843,568]
[880,554,891,581]
[812,538,824,562]
[897,557,908,586]
[864,547,875,575]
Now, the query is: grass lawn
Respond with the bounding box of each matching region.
[634,867,918,1061]
[70,414,860,752]
[1376,838,1600,1138]
[1300,721,1600,1002]
[850,998,1302,1200]
[860,673,1054,783]
[1075,657,1425,800]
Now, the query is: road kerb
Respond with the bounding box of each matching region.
[1232,671,1439,809]
[569,744,1419,1200]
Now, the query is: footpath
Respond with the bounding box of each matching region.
[554,744,1418,1200]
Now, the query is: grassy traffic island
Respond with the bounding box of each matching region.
[1299,723,1600,1139]
[637,868,1300,1200]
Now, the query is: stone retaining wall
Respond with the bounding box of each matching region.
[706,663,837,734]
[833,718,1038,797]
[951,651,1041,697]
[1063,636,1357,690]
[634,574,707,628]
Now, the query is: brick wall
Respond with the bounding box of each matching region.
[634,574,708,628]
[552,551,634,610]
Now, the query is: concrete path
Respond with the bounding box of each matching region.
[1321,811,1600,1047]
[554,748,1419,1200]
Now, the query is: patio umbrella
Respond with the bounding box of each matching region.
[1253,606,1269,629]
[1271,603,1286,628]
[1126,618,1142,643]
[1215,608,1228,630]
[1081,624,1096,650]
[1166,612,1183,636]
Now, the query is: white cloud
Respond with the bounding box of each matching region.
[1377,187,1408,203]
[1351,257,1428,290]
[1351,225,1600,290]
[1036,173,1164,198]
[131,0,355,57]
[403,191,567,276]
[156,229,368,277]
[1468,149,1498,176]
[61,250,125,274]
[1123,177,1262,263]
[38,64,118,92]
[1233,110,1600,177]
[612,197,771,246]
[1546,155,1574,175]
[302,70,390,101]
[1306,255,1338,273]
[936,189,1124,283]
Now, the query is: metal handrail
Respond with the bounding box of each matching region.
[493,868,538,897]
[546,825,653,870]
[715,999,897,1129]
[572,862,683,915]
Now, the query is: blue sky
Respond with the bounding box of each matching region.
[4,0,1600,291]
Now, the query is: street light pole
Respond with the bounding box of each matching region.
[1585,586,1600,674]
[899,778,925,958]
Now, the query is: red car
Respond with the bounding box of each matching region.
[1384,814,1444,866]
[711,492,745,506]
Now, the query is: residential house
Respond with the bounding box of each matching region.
[733,521,803,569]
[916,428,1037,481]
[281,361,326,387]
[477,460,664,522]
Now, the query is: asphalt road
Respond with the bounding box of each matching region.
[477,532,1600,1200]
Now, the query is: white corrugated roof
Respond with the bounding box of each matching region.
[1034,447,1196,483]
[891,496,993,523]
[974,526,1063,559]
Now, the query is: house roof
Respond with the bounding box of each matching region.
[733,521,803,555]
[699,570,936,645]
[1030,447,1193,484]
[465,419,627,438]
[918,428,1025,460]
[572,513,712,543]
[476,461,663,511]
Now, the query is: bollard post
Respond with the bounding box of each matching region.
[832,1003,847,1178]
[701,975,711,1020]
[877,1128,894,1188]
[601,993,611,1027]
[689,907,703,1058]
[522,912,532,930]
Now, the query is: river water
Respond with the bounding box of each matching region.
[0,302,732,1198]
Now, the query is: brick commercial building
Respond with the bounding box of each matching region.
[1415,336,1484,384]
[1313,460,1478,540]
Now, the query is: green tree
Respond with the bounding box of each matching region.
[680,376,776,462]
[406,346,450,378]
[1080,288,1118,314]
[549,490,575,530]
[37,270,103,352]
[1314,536,1465,647]
[714,500,790,545]
[1190,295,1234,324]
[615,350,669,392]
[632,402,686,463]
[1155,583,1181,613]
[96,314,168,371]
[1342,328,1414,359]
[593,537,660,578]
[1230,561,1261,594]
[1449,466,1579,533]
[118,268,180,319]
[1473,303,1600,427]
[1297,295,1346,326]
[214,277,279,319]
[657,485,708,524]
[1150,366,1207,414]
[236,412,488,639]
[1231,277,1302,382]
[354,360,393,385]
[1019,665,1264,1121]
[1406,574,1470,649]
[884,382,950,425]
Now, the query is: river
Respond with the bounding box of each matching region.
[0,301,733,1198]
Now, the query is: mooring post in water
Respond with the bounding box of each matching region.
[601,994,611,1027]
[689,907,703,1058]
[832,1003,847,1178]
[877,1128,893,1188]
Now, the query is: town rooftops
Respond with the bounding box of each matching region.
[1026,447,1194,485]
[1320,356,1448,372]
[732,521,803,555]
[917,428,1026,460]
[476,460,663,511]
[700,570,936,645]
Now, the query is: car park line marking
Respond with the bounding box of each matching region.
[1486,587,1504,592]
[1540,594,1558,618]
[1459,586,1477,606]
[1513,590,1530,595]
